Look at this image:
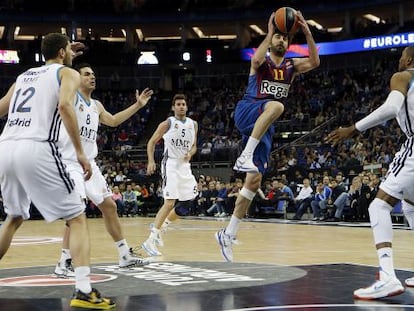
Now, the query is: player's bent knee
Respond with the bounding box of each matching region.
[174,200,192,216]
[369,198,392,227]
[402,200,414,229]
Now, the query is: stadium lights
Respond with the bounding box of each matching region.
[145,36,181,41]
[306,20,323,30]
[363,14,386,24]
[327,27,343,33]
[192,26,236,40]
[193,27,205,38]
[135,29,144,41]
[14,26,36,40]
[249,24,266,35]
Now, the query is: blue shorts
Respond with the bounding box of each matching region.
[234,98,274,174]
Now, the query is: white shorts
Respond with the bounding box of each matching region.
[66,160,111,206]
[161,159,198,201]
[380,139,414,202]
[0,140,85,222]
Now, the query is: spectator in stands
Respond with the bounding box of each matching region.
[114,170,126,182]
[111,186,125,216]
[311,176,332,220]
[206,181,228,217]
[348,175,371,222]
[123,184,138,216]
[199,140,213,161]
[195,183,209,216]
[326,178,347,221]
[292,178,314,220]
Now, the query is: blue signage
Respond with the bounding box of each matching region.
[241,31,414,60]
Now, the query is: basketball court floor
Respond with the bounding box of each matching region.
[1,216,414,310]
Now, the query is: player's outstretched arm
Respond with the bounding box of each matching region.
[98,88,154,127]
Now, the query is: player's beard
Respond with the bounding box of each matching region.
[270,44,286,57]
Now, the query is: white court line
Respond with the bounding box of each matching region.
[225,303,414,310]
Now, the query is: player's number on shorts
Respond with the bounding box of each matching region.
[11,87,34,113]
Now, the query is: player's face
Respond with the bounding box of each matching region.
[270,33,289,57]
[398,48,413,71]
[79,67,96,90]
[172,99,187,117]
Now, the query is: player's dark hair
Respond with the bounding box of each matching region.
[73,62,92,73]
[172,93,187,106]
[41,33,70,61]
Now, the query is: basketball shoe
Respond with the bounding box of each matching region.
[233,152,258,173]
[215,228,235,262]
[70,288,115,309]
[353,270,404,300]
[405,276,414,287]
[142,237,162,256]
[119,252,149,268]
[54,258,75,278]
[149,223,164,247]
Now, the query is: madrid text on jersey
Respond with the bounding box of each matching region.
[79,125,97,141]
[8,117,31,128]
[170,138,191,150]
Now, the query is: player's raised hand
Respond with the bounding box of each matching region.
[71,42,85,59]
[136,88,154,108]
[325,125,357,146]
[268,12,276,35]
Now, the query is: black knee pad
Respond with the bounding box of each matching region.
[174,200,193,216]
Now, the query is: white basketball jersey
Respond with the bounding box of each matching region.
[162,116,196,159]
[396,68,414,137]
[59,92,100,162]
[0,63,64,143]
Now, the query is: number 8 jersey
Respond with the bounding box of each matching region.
[0,63,65,143]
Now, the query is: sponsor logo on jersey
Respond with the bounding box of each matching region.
[260,80,290,99]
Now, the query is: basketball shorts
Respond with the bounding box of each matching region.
[0,140,85,222]
[161,159,198,201]
[380,139,414,203]
[234,98,275,173]
[66,160,112,206]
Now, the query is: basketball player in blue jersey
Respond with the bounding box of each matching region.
[0,33,114,309]
[215,11,319,262]
[140,94,198,257]
[326,46,414,300]
[54,63,153,276]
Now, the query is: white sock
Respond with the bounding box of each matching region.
[115,239,130,258]
[150,227,160,239]
[225,215,241,237]
[378,247,396,278]
[60,249,71,262]
[243,137,259,154]
[161,219,171,230]
[75,266,92,293]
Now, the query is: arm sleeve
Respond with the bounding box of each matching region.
[355,90,405,132]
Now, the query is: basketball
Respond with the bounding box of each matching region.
[274,7,299,35]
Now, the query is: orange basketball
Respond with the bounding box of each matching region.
[274,7,299,35]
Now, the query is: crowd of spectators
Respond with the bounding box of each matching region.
[0,52,408,223]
